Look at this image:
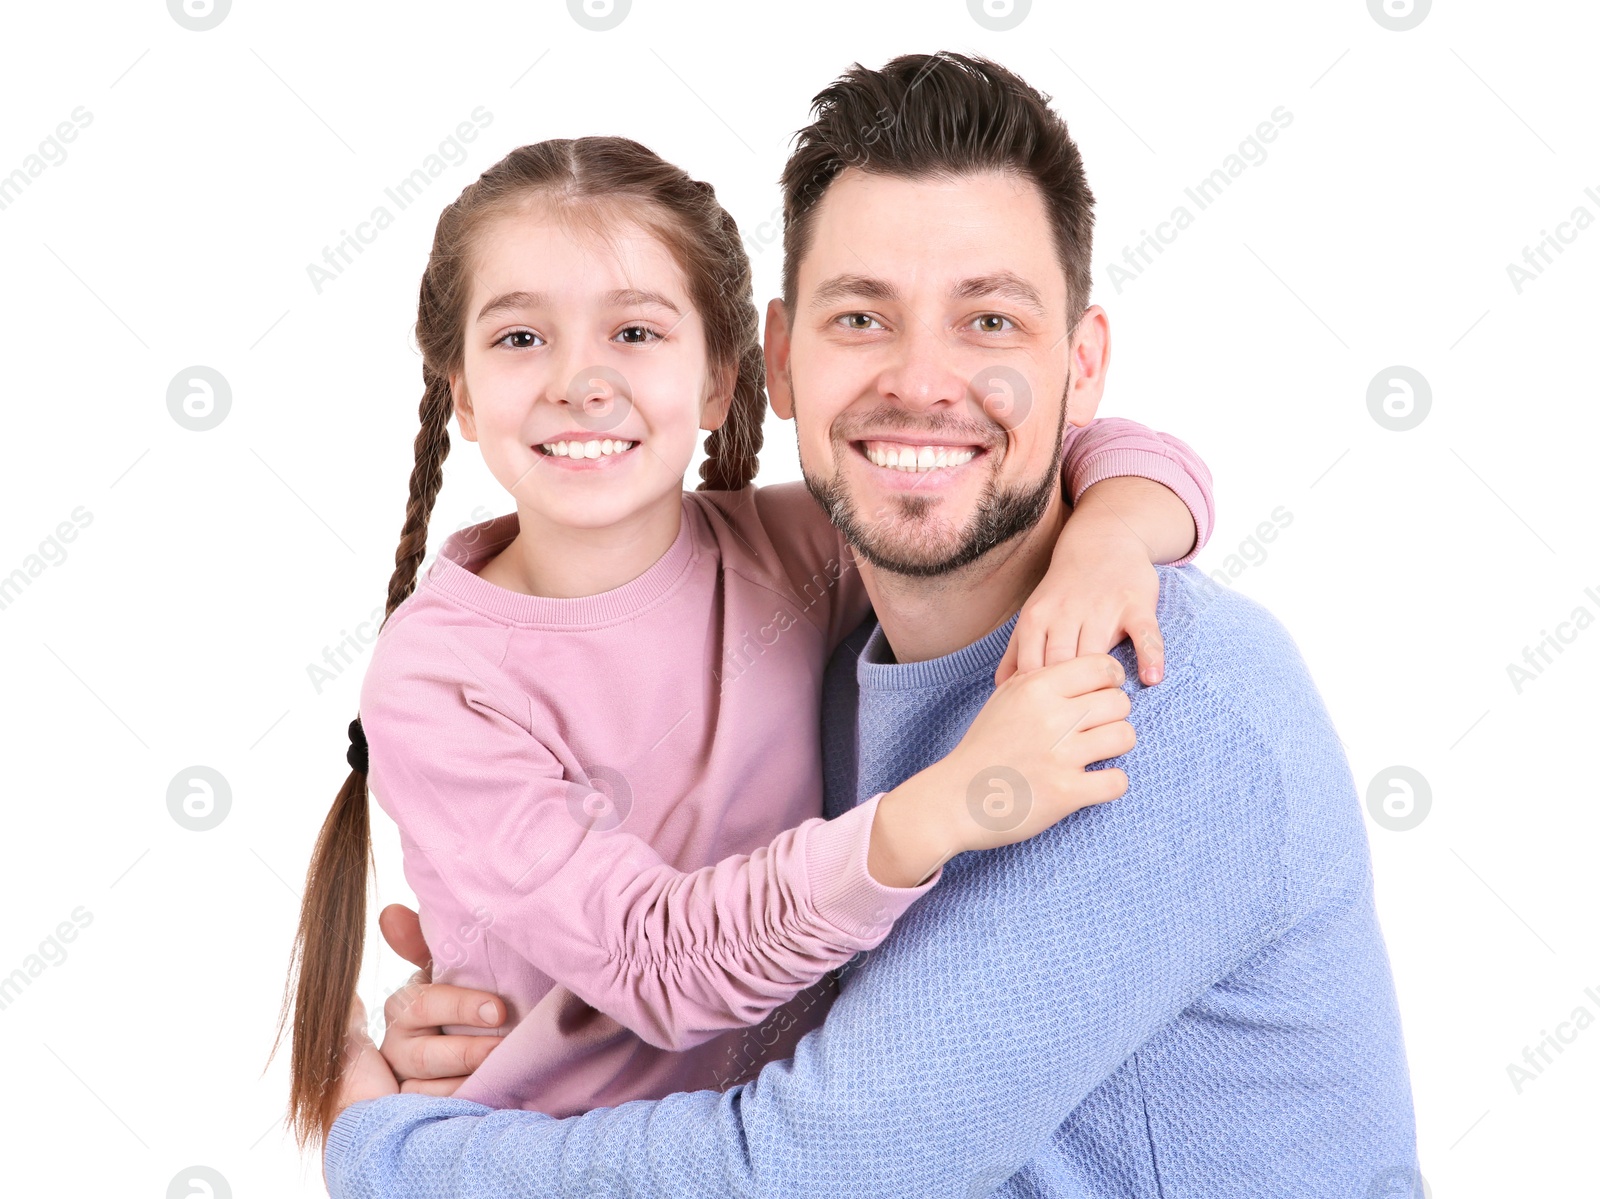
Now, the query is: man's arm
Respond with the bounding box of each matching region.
[326,640,1311,1198]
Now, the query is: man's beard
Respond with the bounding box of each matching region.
[801,392,1068,578]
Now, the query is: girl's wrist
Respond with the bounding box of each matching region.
[869,766,967,887]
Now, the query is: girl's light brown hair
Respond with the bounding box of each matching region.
[267,135,767,1149]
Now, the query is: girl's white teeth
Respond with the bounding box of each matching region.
[542,439,635,458]
[864,442,976,471]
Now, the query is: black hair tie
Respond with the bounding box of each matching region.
[346,715,368,774]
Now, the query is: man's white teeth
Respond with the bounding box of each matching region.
[864,442,977,471]
[541,439,636,458]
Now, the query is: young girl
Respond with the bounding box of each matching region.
[274,136,1214,1146]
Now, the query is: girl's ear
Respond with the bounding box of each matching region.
[450,370,479,442]
[699,361,736,432]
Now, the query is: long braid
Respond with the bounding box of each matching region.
[383,369,455,626]
[271,363,455,1149]
[696,201,766,491]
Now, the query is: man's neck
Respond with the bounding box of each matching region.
[857,492,1067,665]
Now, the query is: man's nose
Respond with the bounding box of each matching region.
[876,320,969,412]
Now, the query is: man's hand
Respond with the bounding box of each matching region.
[334,994,401,1111]
[322,993,401,1192]
[376,903,506,1096]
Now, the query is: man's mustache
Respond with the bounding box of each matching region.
[829,404,1004,449]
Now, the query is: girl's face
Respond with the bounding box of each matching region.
[451,201,730,534]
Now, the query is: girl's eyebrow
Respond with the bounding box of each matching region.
[475,288,682,323]
[602,288,681,314]
[476,290,547,322]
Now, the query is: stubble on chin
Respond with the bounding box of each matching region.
[801,439,1062,579]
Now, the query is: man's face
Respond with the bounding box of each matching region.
[768,167,1096,576]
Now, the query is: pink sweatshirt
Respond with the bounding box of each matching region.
[357,418,1213,1117]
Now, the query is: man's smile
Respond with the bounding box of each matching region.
[858,438,982,472]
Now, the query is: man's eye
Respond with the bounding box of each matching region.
[496,330,541,349]
[616,325,660,344]
[973,314,1013,333]
[839,313,881,331]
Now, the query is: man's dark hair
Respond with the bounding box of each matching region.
[780,51,1096,325]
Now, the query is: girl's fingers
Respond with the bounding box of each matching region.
[994,631,1022,686]
[1125,616,1166,684]
[1069,719,1137,768]
[1059,687,1134,741]
[1040,620,1084,668]
[1078,766,1129,805]
[1075,616,1122,658]
[1015,619,1045,676]
[401,1075,469,1098]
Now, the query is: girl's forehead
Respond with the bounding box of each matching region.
[475,202,688,287]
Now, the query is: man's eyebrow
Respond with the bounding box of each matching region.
[808,274,902,309]
[475,288,682,322]
[951,272,1047,317]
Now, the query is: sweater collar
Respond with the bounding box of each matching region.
[421,498,700,627]
[857,611,1021,693]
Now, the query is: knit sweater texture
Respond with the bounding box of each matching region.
[326,565,1416,1197]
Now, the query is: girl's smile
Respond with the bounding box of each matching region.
[535,435,642,468]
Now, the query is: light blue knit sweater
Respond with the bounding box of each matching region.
[324,566,1418,1197]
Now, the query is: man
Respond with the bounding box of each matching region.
[324,52,1416,1196]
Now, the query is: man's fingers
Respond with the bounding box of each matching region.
[384,980,504,1034]
[386,1031,502,1084]
[379,903,432,974]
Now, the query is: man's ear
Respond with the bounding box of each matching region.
[450,370,478,442]
[763,297,795,421]
[1064,305,1111,428]
[699,361,736,432]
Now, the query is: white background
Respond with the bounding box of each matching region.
[1,1,1595,1195]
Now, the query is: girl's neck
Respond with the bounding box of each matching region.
[478,491,684,599]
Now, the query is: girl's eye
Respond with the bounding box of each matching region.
[615,325,661,345]
[496,329,542,349]
[972,314,1014,333]
[838,313,883,331]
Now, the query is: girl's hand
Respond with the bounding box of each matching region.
[868,654,1134,886]
[997,529,1163,687]
[998,476,1198,688]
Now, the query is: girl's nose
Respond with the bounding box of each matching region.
[561,363,634,434]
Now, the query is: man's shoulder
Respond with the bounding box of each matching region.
[1148,566,1297,668]
[1132,566,1323,722]
[1115,568,1368,910]
[1111,566,1356,813]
